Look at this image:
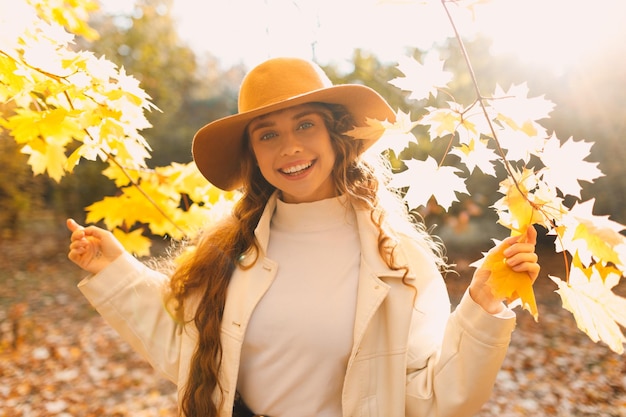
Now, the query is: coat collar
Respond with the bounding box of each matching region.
[253,192,412,280]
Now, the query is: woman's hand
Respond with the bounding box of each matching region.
[469,226,540,315]
[67,219,125,275]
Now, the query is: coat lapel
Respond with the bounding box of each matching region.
[350,208,414,352]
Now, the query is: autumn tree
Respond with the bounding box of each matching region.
[0,128,45,236]
[49,0,205,219]
[85,0,202,166]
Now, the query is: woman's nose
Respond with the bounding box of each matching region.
[280,132,302,155]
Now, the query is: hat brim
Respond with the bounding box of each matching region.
[192,84,395,191]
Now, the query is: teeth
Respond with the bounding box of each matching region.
[281,162,312,174]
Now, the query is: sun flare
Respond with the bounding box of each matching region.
[471,0,625,74]
[106,0,625,74]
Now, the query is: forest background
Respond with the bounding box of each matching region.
[1,0,625,415]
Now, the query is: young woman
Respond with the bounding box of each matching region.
[67,57,539,417]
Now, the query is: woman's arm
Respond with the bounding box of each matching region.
[405,226,539,417]
[67,220,185,383]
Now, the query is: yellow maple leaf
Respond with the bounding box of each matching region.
[389,54,453,101]
[21,138,67,181]
[30,0,100,41]
[571,251,622,281]
[557,199,626,267]
[346,117,387,142]
[101,164,138,187]
[504,186,536,236]
[495,168,546,235]
[0,57,26,101]
[449,138,498,176]
[573,219,623,267]
[492,83,555,130]
[112,228,151,258]
[482,236,539,321]
[85,195,133,230]
[427,108,460,138]
[550,264,626,354]
[155,162,231,205]
[346,111,419,156]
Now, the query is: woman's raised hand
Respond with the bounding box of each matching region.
[469,225,540,315]
[66,219,125,275]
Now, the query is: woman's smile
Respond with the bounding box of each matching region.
[279,160,314,176]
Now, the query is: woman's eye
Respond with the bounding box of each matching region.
[259,131,277,141]
[297,121,314,130]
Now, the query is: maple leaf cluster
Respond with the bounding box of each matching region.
[0,0,238,256]
[354,37,625,352]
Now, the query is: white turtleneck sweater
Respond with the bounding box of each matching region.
[237,196,360,417]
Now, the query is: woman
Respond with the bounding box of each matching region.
[67,57,539,417]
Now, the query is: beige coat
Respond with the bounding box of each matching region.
[79,195,516,417]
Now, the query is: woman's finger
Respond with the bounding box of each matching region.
[506,252,539,268]
[503,242,536,258]
[526,224,538,244]
[514,261,541,282]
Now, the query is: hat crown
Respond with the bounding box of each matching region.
[238,57,333,113]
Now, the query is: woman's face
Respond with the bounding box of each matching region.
[248,104,337,203]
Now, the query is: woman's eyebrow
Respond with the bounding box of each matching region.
[248,109,321,135]
[292,110,319,120]
[248,119,275,135]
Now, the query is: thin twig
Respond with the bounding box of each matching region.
[440,0,523,192]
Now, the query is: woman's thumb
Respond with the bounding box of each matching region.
[66,218,83,232]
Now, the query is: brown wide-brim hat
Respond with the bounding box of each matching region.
[192,57,396,191]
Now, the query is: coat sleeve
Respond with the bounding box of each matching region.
[77,252,185,383]
[403,242,516,417]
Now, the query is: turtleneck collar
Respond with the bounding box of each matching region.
[271,194,355,233]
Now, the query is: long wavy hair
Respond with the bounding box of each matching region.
[165,102,446,417]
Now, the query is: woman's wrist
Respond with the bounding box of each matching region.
[468,285,505,315]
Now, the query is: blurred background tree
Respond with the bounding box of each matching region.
[543,42,626,223]
[86,0,220,166]
[0,124,45,237]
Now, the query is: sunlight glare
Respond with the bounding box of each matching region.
[472,0,625,74]
[0,1,37,50]
[108,0,624,73]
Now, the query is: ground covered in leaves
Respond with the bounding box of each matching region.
[1,214,625,416]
